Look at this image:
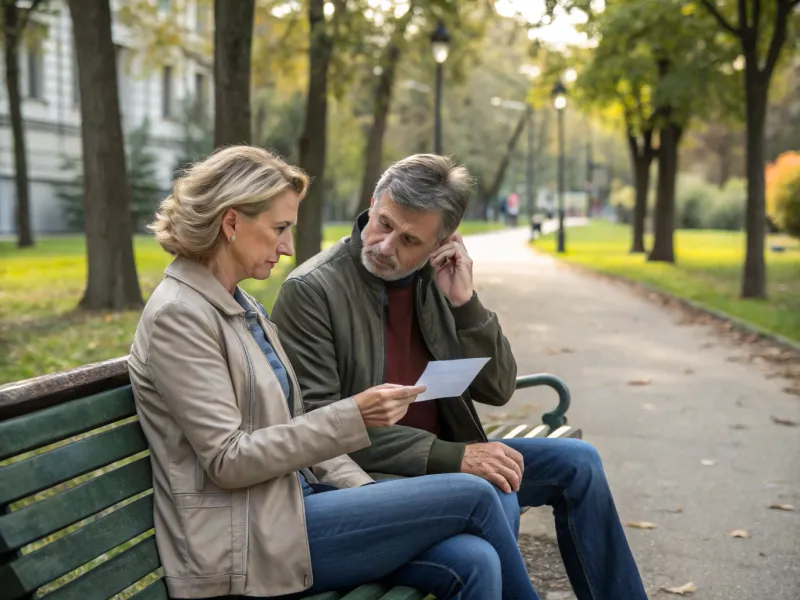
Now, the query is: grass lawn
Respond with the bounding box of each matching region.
[0,220,502,384]
[534,221,800,344]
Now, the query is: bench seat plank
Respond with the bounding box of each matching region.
[0,458,152,553]
[0,388,136,461]
[0,422,148,506]
[0,496,154,600]
[43,536,160,600]
[128,579,169,600]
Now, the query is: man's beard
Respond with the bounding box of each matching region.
[360,228,428,282]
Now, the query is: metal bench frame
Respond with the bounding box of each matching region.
[0,358,580,600]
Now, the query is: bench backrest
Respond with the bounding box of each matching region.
[0,358,167,600]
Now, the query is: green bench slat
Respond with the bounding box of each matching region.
[128,579,169,600]
[376,587,427,599]
[0,387,136,461]
[340,584,389,600]
[0,496,154,600]
[43,536,160,600]
[0,422,148,506]
[0,457,152,553]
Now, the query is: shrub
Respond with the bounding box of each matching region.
[675,174,745,231]
[766,152,800,238]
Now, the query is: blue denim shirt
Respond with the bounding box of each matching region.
[233,288,315,496]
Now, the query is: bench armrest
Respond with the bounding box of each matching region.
[514,373,571,429]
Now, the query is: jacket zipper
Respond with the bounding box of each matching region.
[232,318,255,578]
[415,279,488,443]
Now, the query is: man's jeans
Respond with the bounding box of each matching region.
[494,437,648,600]
[287,473,540,600]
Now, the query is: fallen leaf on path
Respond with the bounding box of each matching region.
[727,530,749,538]
[683,368,695,375]
[661,507,683,514]
[729,424,749,430]
[768,503,795,511]
[770,415,798,427]
[700,459,717,466]
[628,378,652,386]
[545,347,574,355]
[625,521,658,530]
[661,582,697,595]
[643,403,657,411]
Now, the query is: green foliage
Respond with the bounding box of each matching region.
[675,174,745,231]
[56,121,162,233]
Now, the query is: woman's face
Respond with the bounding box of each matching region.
[229,190,300,281]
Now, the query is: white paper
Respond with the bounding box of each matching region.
[413,358,491,402]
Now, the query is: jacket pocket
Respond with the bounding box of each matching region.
[174,493,233,576]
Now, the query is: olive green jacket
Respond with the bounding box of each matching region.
[272,213,517,476]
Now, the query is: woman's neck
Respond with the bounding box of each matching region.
[202,253,240,295]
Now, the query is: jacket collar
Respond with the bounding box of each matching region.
[165,256,245,317]
[348,210,434,288]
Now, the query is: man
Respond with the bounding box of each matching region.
[272,154,646,599]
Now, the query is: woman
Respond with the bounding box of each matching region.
[129,146,540,600]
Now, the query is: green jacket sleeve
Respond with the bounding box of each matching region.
[272,277,464,476]
[450,292,518,407]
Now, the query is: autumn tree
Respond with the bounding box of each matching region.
[697,0,800,297]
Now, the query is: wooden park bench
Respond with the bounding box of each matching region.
[0,358,580,600]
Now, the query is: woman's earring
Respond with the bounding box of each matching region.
[229,235,236,242]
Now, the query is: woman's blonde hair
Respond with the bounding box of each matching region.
[149,146,308,259]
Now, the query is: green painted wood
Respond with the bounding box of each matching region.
[340,584,388,600]
[42,536,160,600]
[0,422,148,506]
[127,579,169,600]
[0,457,152,553]
[0,387,135,461]
[0,496,154,600]
[378,588,427,600]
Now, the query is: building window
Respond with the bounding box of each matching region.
[162,65,173,118]
[26,38,44,99]
[195,72,206,117]
[196,1,209,34]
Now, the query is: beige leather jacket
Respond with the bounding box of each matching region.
[129,257,373,598]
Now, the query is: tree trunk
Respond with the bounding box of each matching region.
[740,74,768,298]
[627,127,655,254]
[67,0,142,310]
[648,121,681,263]
[3,1,33,247]
[296,0,334,265]
[353,9,413,218]
[213,0,254,147]
[484,108,529,202]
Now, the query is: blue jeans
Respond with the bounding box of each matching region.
[493,437,647,600]
[286,473,539,600]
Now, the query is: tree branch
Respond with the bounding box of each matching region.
[738,0,749,30]
[763,0,792,77]
[698,0,741,37]
[751,0,761,34]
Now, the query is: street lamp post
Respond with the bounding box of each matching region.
[430,21,450,155]
[551,79,567,253]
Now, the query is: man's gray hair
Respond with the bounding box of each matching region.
[372,154,473,238]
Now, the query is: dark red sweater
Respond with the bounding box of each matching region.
[384,281,441,436]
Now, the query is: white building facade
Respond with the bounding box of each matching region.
[0,0,213,234]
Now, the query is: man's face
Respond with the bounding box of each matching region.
[361,194,443,281]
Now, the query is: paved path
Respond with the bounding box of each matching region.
[463,226,800,600]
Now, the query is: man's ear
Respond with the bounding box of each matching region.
[369,196,376,210]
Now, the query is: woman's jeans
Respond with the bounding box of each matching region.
[291,473,539,600]
[493,437,648,600]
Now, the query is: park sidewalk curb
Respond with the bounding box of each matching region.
[532,248,800,356]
